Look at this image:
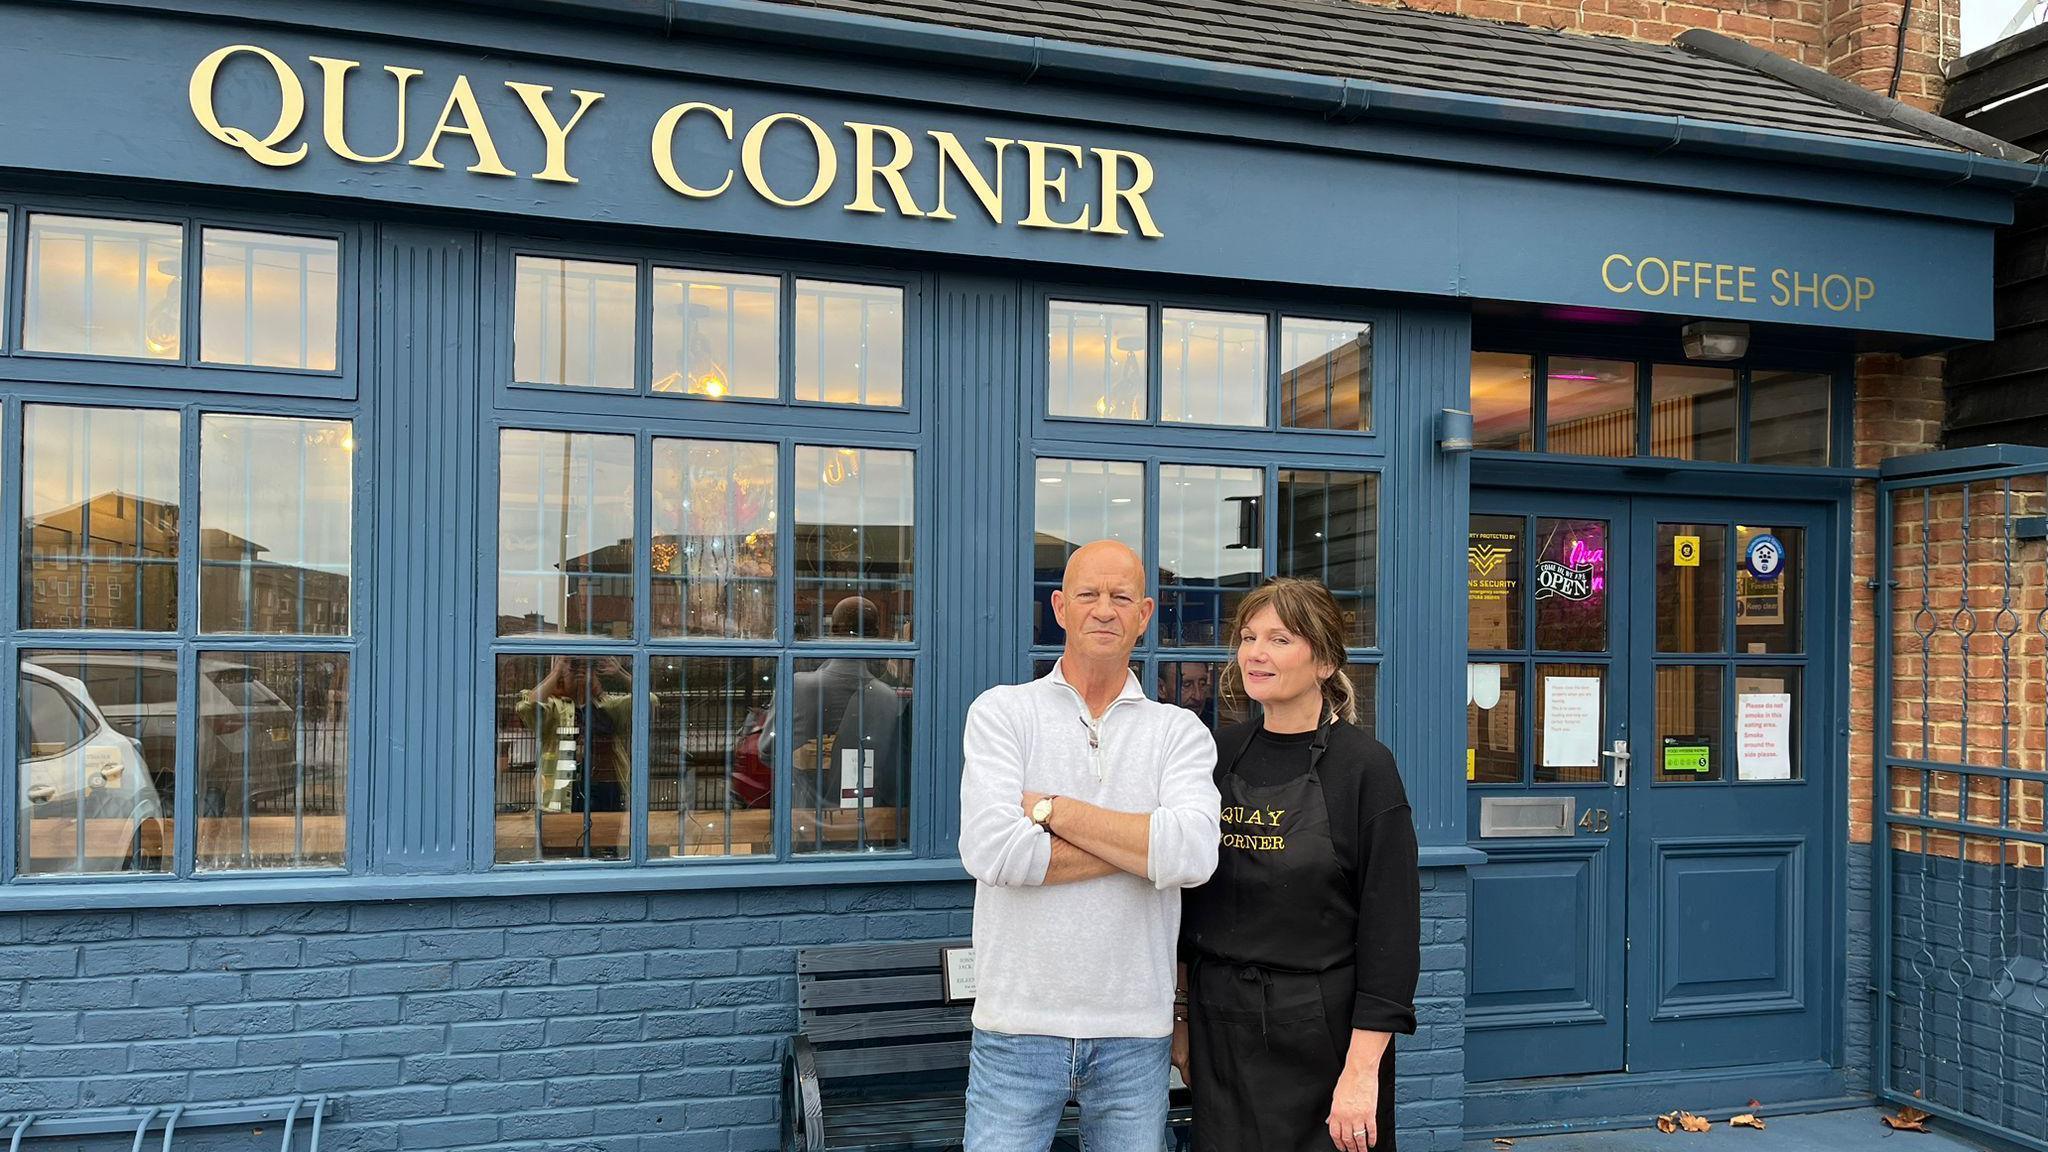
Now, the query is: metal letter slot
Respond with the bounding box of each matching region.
[1479,796,1576,838]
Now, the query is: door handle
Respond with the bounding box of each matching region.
[1601,739,1630,788]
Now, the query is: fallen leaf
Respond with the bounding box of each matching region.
[1491,1141,1515,1151]
[1656,1112,1679,1134]
[1730,1114,1766,1130]
[1882,1106,1932,1133]
[1679,1111,1712,1133]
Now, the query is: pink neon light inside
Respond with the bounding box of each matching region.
[1566,537,1607,591]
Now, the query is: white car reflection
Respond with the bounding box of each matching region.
[17,660,163,873]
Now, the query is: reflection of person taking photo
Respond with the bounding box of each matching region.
[762,596,906,814]
[516,654,636,818]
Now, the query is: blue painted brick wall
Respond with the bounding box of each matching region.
[0,870,1475,1151]
[1885,851,2047,1142]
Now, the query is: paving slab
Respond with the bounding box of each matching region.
[1464,1107,2002,1152]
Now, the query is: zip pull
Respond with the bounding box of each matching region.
[1080,716,1104,779]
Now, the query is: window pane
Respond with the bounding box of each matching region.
[1735,667,1802,781]
[1749,370,1831,466]
[18,652,173,876]
[23,405,181,631]
[1467,661,1522,785]
[1159,660,1248,731]
[1348,662,1379,740]
[1159,464,1262,648]
[652,439,777,640]
[25,214,183,360]
[1033,458,1144,647]
[1278,470,1377,647]
[1649,364,1735,462]
[1533,517,1608,652]
[497,430,635,638]
[1735,525,1803,653]
[1471,352,1533,451]
[0,213,10,342]
[1533,663,1605,784]
[1282,318,1371,431]
[794,446,915,642]
[1468,515,1524,652]
[513,256,635,390]
[1657,665,1724,783]
[795,280,903,407]
[1545,357,1636,457]
[1161,308,1265,427]
[1048,300,1147,421]
[200,415,353,636]
[790,657,912,855]
[201,229,339,371]
[652,268,778,399]
[649,655,775,858]
[1656,523,1726,654]
[494,653,636,863]
[194,651,348,871]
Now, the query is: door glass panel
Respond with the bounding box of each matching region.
[1471,352,1533,451]
[1533,518,1608,652]
[1158,464,1262,648]
[1656,523,1726,654]
[1468,515,1524,652]
[1545,358,1636,458]
[1533,663,1605,784]
[1656,665,1724,783]
[1467,661,1522,784]
[1735,525,1803,653]
[1735,666,1802,781]
[1649,365,1736,462]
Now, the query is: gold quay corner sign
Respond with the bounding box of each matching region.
[186,43,1165,238]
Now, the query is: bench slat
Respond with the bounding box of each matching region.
[802,1003,974,1043]
[801,973,943,1009]
[812,1040,971,1079]
[798,940,968,974]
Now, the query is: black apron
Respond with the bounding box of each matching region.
[1181,725,1397,1152]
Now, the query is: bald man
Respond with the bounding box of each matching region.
[958,540,1221,1152]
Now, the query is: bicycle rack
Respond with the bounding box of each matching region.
[0,1097,325,1152]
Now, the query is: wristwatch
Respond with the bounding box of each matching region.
[1030,796,1058,829]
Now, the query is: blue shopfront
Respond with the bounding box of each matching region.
[0,1,2034,1148]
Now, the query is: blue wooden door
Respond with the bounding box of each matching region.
[1624,497,1830,1072]
[1466,492,1832,1083]
[1466,492,1632,1081]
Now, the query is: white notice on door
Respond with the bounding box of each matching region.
[1738,692,1794,780]
[1542,676,1602,768]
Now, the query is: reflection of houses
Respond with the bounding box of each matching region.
[28,492,349,632]
[26,492,178,629]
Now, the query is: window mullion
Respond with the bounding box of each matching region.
[632,431,652,866]
[774,436,795,861]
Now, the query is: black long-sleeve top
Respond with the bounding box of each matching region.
[1190,721,1422,1034]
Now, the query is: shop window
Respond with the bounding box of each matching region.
[22,405,182,631]
[1545,357,1637,458]
[1471,352,1534,450]
[200,415,353,635]
[23,214,184,361]
[1049,300,1149,420]
[1649,364,1736,462]
[1750,370,1831,466]
[1161,308,1265,428]
[12,404,356,877]
[491,432,917,865]
[0,212,10,348]
[795,280,904,407]
[1281,318,1372,432]
[1029,455,1380,734]
[652,268,777,399]
[514,256,637,390]
[200,229,340,371]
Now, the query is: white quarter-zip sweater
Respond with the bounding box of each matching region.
[958,661,1222,1039]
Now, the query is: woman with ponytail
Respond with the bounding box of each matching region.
[1175,578,1420,1151]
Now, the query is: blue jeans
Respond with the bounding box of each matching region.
[964,1028,1170,1152]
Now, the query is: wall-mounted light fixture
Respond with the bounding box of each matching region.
[1437,409,1474,453]
[1681,320,1749,361]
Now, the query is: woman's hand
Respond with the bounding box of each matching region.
[1170,1018,1191,1088]
[1325,1060,1379,1150]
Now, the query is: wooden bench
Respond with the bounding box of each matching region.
[785,940,1191,1151]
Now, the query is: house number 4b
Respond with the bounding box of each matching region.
[1579,808,1611,834]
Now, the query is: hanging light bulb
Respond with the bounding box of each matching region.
[143,257,181,358]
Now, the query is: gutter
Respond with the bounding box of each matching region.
[537,0,2048,193]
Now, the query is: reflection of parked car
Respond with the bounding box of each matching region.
[17,660,162,873]
[29,652,299,817]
